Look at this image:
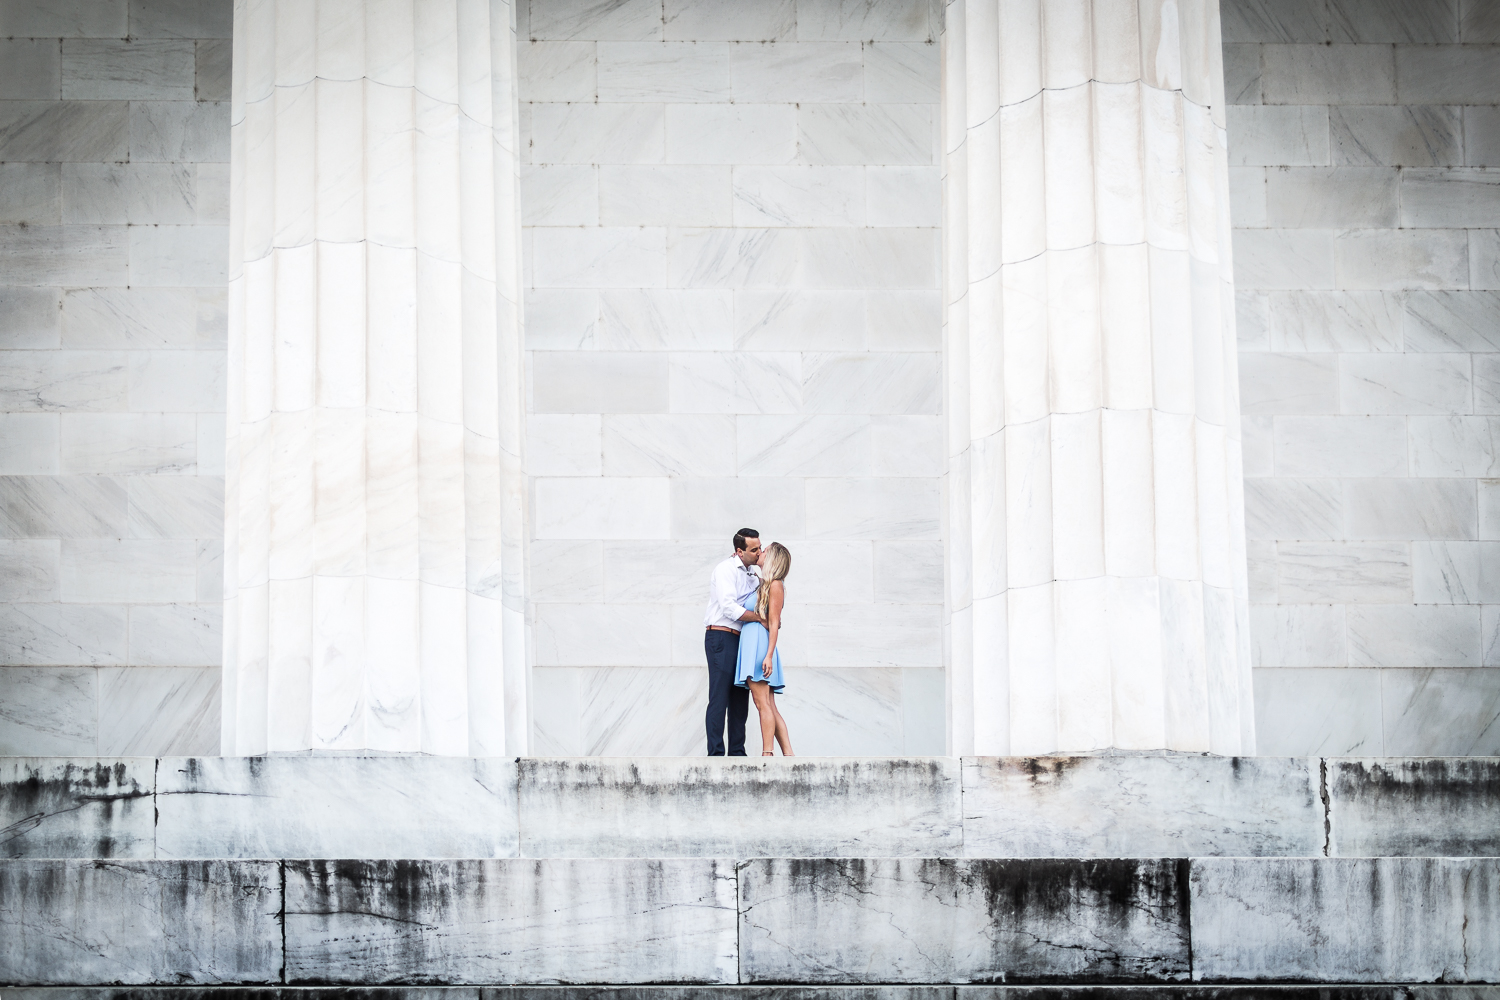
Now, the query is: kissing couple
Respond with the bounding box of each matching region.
[702,528,794,757]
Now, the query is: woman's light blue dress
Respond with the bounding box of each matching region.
[734,592,785,693]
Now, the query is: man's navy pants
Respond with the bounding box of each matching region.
[704,628,748,756]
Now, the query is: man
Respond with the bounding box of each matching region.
[703,528,764,756]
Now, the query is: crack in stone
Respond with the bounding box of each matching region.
[1319,757,1332,857]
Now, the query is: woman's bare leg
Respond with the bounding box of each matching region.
[748,681,777,754]
[771,694,794,756]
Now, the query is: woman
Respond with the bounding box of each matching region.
[735,541,793,756]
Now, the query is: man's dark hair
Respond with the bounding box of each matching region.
[733,528,760,551]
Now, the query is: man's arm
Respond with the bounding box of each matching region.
[709,561,762,624]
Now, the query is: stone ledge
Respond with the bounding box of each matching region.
[960,756,1324,857]
[517,757,962,857]
[3,858,1499,987]
[3,755,1498,860]
[3,990,1497,1000]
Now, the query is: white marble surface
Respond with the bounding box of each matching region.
[519,0,943,755]
[1254,667,1385,755]
[155,756,519,859]
[0,858,282,985]
[518,757,959,857]
[284,858,738,984]
[961,755,1322,859]
[1190,857,1500,982]
[1379,667,1500,755]
[0,7,231,756]
[1233,11,1500,758]
[221,0,529,755]
[8,751,1500,863]
[6,0,1500,761]
[942,0,1254,755]
[739,857,1190,983]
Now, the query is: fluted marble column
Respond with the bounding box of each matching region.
[942,0,1254,755]
[223,0,527,754]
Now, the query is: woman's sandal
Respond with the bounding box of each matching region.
[762,751,774,756]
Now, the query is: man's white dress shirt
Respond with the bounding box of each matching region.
[704,554,760,631]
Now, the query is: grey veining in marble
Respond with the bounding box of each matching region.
[155,756,519,859]
[62,286,223,349]
[0,349,128,412]
[1381,668,1500,755]
[283,858,738,984]
[129,0,234,39]
[0,859,282,985]
[961,756,1324,859]
[0,101,128,162]
[0,758,153,859]
[125,475,223,538]
[1327,758,1500,857]
[0,225,128,285]
[739,857,1191,984]
[1326,0,1458,43]
[518,757,960,858]
[0,0,129,37]
[1220,0,1330,43]
[0,665,99,752]
[98,665,217,753]
[128,100,228,162]
[60,40,195,101]
[1189,857,1500,982]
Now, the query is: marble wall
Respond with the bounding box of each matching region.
[516,0,947,755]
[0,0,229,754]
[6,0,1500,759]
[1225,0,1500,755]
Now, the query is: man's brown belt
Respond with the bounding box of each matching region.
[705,625,738,634]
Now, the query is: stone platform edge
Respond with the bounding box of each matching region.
[3,856,1499,987]
[3,989,1499,1000]
[3,754,1498,860]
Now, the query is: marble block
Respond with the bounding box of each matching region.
[0,0,129,37]
[129,0,234,39]
[517,757,961,857]
[961,756,1324,859]
[60,39,196,102]
[97,665,218,754]
[1189,857,1500,982]
[0,665,101,751]
[283,858,738,984]
[155,756,519,859]
[0,101,129,162]
[0,859,281,985]
[1260,44,1394,105]
[739,857,1190,983]
[128,100,228,162]
[0,758,153,859]
[1327,758,1500,857]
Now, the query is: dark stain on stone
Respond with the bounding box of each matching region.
[1,760,152,858]
[1329,758,1500,855]
[969,858,1191,983]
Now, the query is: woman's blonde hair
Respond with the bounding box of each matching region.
[756,542,791,620]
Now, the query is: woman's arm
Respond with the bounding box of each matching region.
[762,580,785,677]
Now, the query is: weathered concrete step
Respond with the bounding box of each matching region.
[4,755,1498,860]
[2,990,1498,1000]
[2,857,1498,987]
